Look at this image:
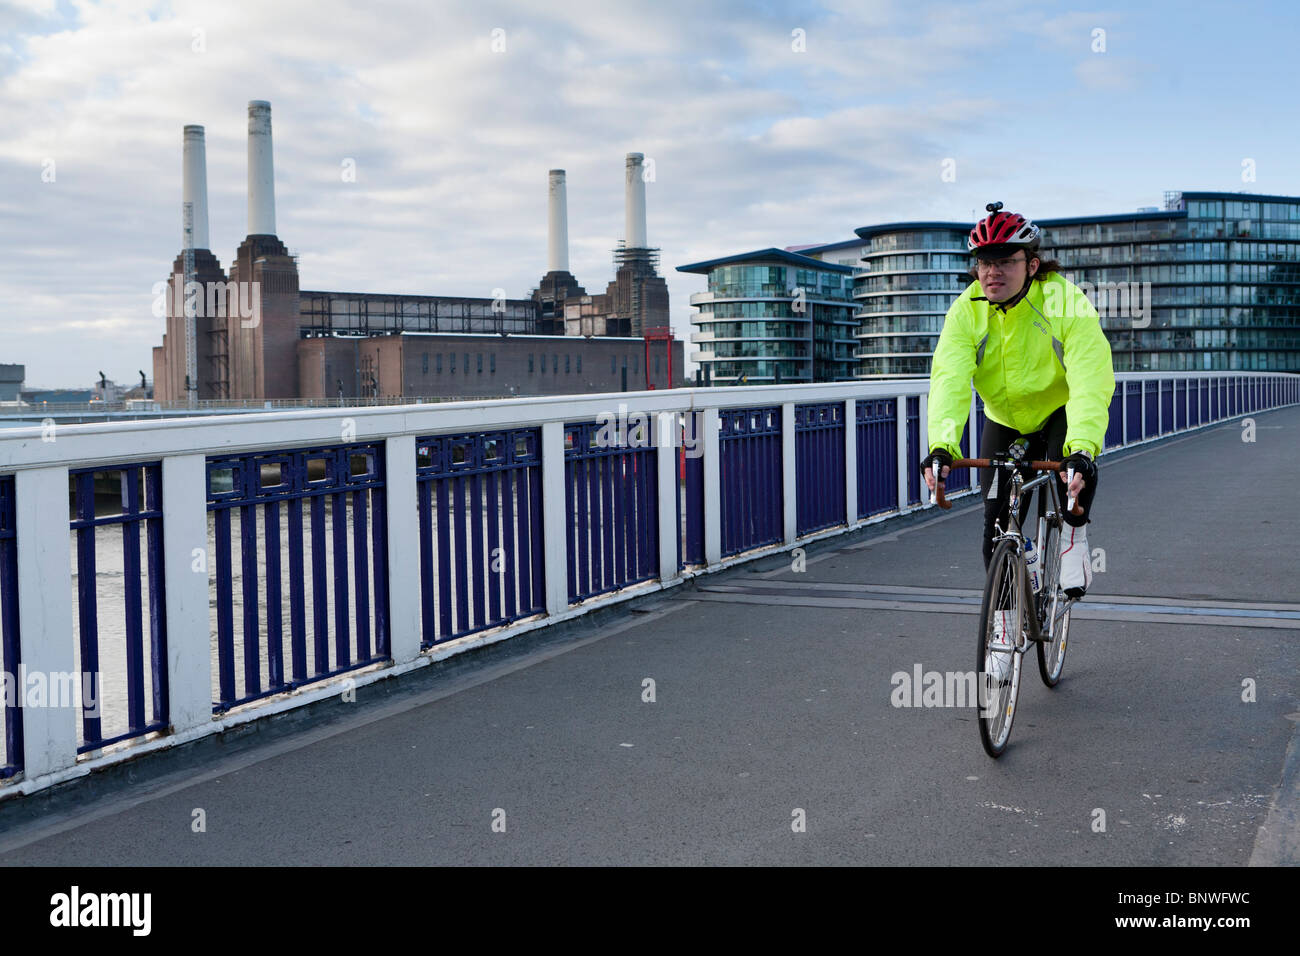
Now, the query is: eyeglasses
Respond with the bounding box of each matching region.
[976,255,1027,274]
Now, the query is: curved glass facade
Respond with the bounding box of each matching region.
[852,225,970,379]
[682,257,856,384]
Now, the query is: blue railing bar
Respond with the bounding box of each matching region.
[470,471,486,631]
[241,499,261,697]
[310,492,329,673]
[214,506,236,705]
[265,498,284,689]
[287,496,308,683]
[121,467,147,734]
[331,486,351,669]
[74,472,102,747]
[502,471,518,620]
[352,487,371,664]
[485,469,501,625]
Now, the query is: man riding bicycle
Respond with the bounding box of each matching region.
[921,202,1115,600]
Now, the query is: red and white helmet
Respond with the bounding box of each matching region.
[968,202,1040,257]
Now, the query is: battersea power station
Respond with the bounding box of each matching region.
[152,101,680,402]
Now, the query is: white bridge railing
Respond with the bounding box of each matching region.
[0,371,1294,795]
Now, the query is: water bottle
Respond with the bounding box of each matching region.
[1024,536,1041,594]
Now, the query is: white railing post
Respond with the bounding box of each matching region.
[703,407,721,567]
[843,399,856,527]
[918,392,929,467]
[162,455,214,736]
[14,466,78,779]
[782,403,796,544]
[541,421,568,615]
[1141,379,1148,440]
[895,395,909,512]
[656,412,680,584]
[384,435,422,663]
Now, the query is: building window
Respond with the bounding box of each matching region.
[539,353,544,374]
[436,353,442,374]
[655,355,660,374]
[565,354,571,373]
[529,354,534,373]
[611,355,616,375]
[577,354,582,373]
[450,353,456,373]
[422,352,428,374]
[553,354,558,373]
[633,355,639,374]
[490,353,496,373]
[464,354,470,374]
[477,353,483,373]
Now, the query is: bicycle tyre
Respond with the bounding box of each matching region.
[1036,517,1071,687]
[977,536,1025,758]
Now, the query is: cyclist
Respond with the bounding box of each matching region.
[921,202,1115,604]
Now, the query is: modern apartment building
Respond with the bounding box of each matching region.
[677,248,857,385]
[689,191,1300,382]
[1037,191,1300,373]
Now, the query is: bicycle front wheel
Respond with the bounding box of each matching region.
[1037,517,1071,687]
[977,536,1025,758]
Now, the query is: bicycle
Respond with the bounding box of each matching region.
[930,449,1084,758]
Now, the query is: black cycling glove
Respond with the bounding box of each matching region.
[920,447,953,477]
[1061,450,1097,484]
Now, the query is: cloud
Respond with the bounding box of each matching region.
[0,0,1202,386]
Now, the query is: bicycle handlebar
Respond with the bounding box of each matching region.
[929,457,1084,516]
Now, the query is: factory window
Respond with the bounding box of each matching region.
[450,353,456,373]
[565,354,570,374]
[436,353,442,374]
[490,353,496,373]
[422,352,428,374]
[477,353,483,373]
[577,355,582,373]
[655,355,660,375]
[633,355,639,374]
[553,355,558,374]
[529,354,534,373]
[539,353,544,374]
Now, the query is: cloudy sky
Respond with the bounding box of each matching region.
[1,0,1295,387]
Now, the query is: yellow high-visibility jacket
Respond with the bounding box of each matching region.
[926,271,1115,458]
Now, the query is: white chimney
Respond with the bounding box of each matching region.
[247,100,276,236]
[182,125,210,250]
[547,169,569,273]
[624,152,647,249]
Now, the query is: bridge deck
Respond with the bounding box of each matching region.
[1,407,1296,865]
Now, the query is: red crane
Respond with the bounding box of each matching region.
[642,326,675,390]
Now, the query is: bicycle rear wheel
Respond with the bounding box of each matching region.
[977,536,1025,758]
[1037,517,1071,687]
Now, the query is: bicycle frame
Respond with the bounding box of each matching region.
[989,462,1075,646]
